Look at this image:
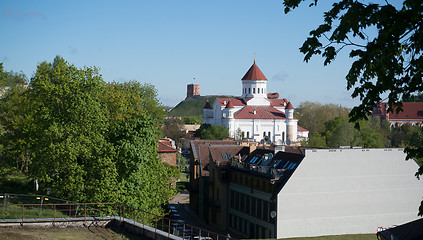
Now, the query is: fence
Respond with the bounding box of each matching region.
[0,194,230,240]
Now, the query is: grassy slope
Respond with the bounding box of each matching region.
[168,95,233,120]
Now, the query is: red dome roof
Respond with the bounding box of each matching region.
[241,60,267,81]
[225,100,234,109]
[285,102,294,109]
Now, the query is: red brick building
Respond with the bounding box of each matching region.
[158,138,178,167]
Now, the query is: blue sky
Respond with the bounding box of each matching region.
[1,0,361,108]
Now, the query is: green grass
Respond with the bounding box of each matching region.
[0,204,70,219]
[279,233,377,240]
[0,166,34,194]
[169,95,232,119]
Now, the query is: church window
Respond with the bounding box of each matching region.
[253,88,256,94]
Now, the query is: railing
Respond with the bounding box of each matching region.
[227,161,278,176]
[0,201,231,240]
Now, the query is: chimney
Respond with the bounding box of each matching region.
[249,144,257,153]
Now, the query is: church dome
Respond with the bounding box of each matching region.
[241,60,267,81]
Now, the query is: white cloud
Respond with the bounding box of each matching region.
[272,71,288,82]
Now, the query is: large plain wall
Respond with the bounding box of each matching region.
[276,148,423,238]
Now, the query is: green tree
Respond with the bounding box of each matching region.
[162,118,188,148]
[283,0,423,215]
[0,85,32,171]
[110,114,177,214]
[295,101,350,135]
[183,116,202,124]
[194,124,229,140]
[28,56,118,203]
[307,132,327,148]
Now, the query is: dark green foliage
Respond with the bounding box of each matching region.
[194,124,229,140]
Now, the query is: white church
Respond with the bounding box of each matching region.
[203,60,309,144]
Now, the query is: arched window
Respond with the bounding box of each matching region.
[268,132,271,139]
[253,88,256,94]
[263,132,266,137]
[282,132,285,142]
[246,132,249,138]
[249,88,251,94]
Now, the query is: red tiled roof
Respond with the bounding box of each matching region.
[267,93,279,99]
[216,97,246,107]
[234,106,286,119]
[225,100,234,109]
[270,98,288,107]
[285,102,294,109]
[297,126,309,132]
[158,140,177,153]
[203,101,212,109]
[241,61,267,81]
[376,102,423,120]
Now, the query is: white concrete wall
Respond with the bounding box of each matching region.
[276,148,423,238]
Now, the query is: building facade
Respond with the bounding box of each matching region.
[372,102,423,127]
[203,61,308,144]
[189,139,423,238]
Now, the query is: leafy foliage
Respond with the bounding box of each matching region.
[0,57,176,214]
[295,101,350,135]
[306,116,388,148]
[162,118,188,148]
[194,124,229,140]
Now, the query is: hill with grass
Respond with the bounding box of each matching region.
[168,95,232,121]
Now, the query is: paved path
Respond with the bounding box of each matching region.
[168,192,230,238]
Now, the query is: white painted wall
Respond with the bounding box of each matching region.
[276,148,423,238]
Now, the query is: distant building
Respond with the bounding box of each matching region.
[372,102,423,127]
[203,60,308,144]
[189,139,423,238]
[158,138,178,166]
[186,83,200,99]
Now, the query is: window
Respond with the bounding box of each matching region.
[282,132,285,142]
[253,88,255,94]
[268,132,271,139]
[263,132,266,137]
[249,88,251,93]
[246,132,249,138]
